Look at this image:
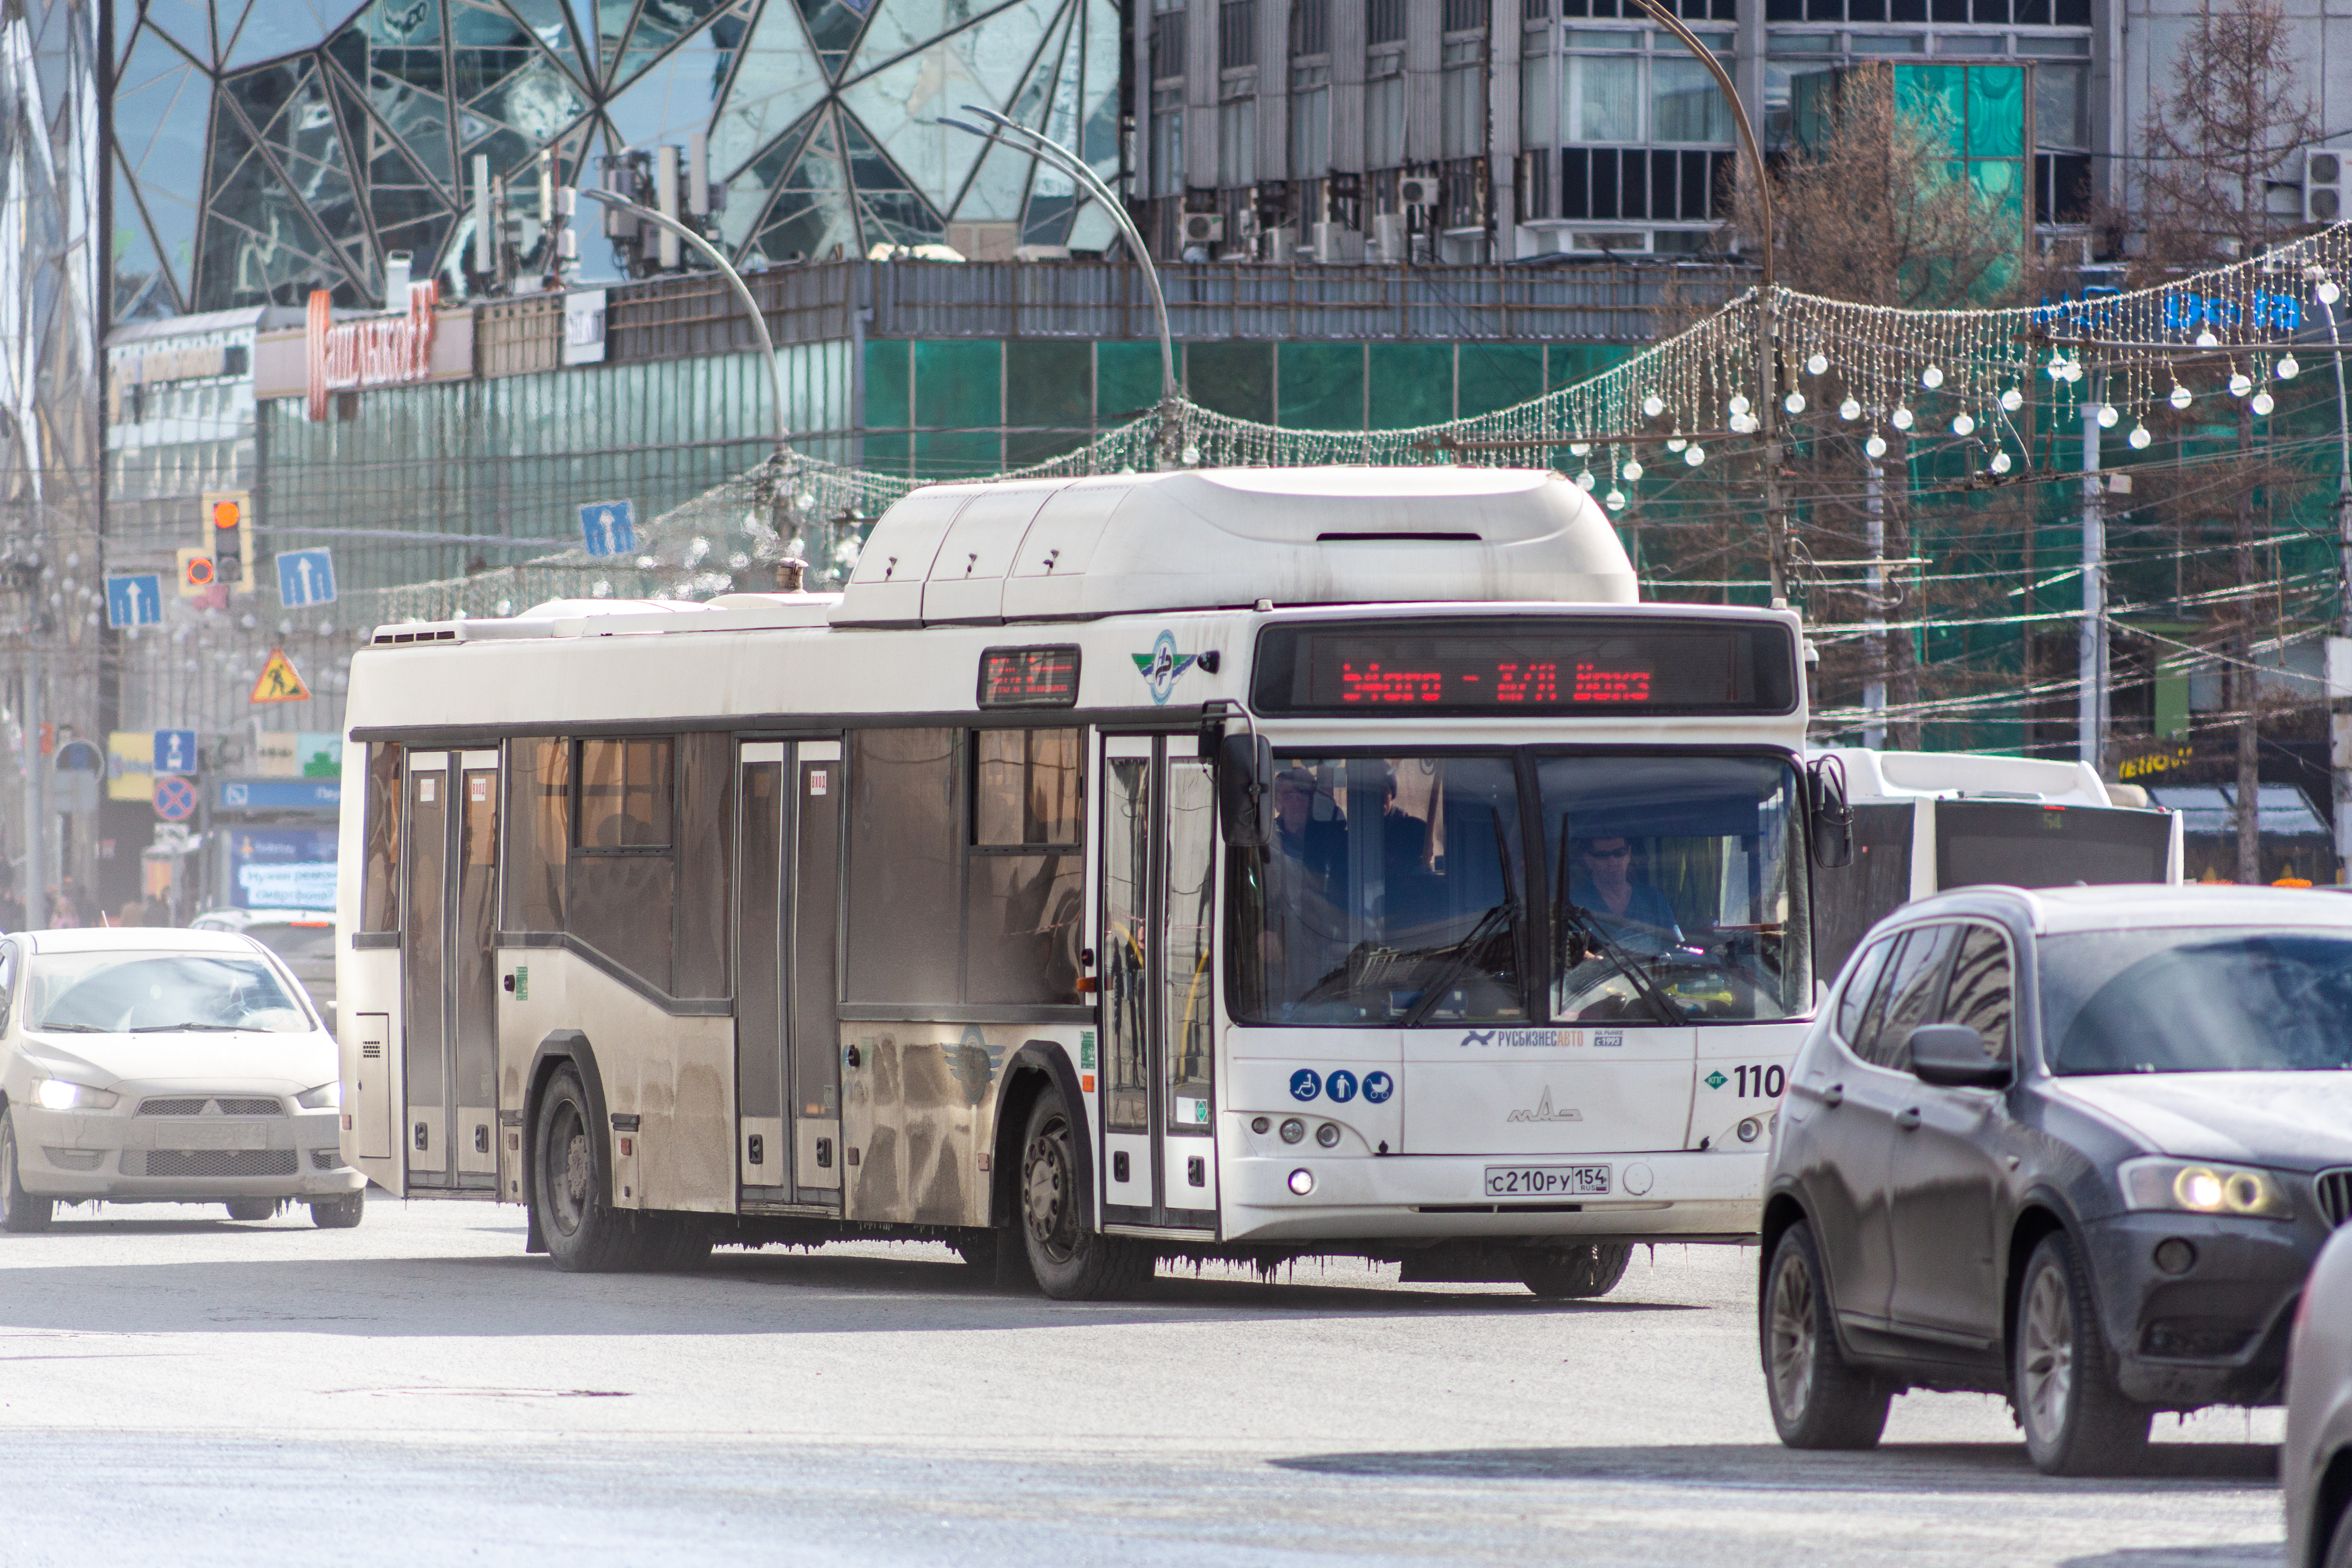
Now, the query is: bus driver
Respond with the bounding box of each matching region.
[1566,833,1684,951]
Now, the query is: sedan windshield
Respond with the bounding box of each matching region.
[32,952,312,1035]
[2042,928,2352,1074]
[1539,755,1808,1023]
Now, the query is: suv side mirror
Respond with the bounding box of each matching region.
[1907,1024,2011,1088]
[1808,755,1853,870]
[1217,731,1273,849]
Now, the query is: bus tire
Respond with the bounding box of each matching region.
[0,1111,54,1233]
[1019,1089,1148,1300]
[310,1190,365,1229]
[532,1063,643,1273]
[1517,1242,1632,1299]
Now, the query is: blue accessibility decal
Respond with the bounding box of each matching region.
[1362,1071,1394,1104]
[1289,1068,1322,1102]
[1325,1070,1358,1103]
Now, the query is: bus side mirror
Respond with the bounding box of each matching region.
[1809,756,1853,870]
[1219,732,1273,849]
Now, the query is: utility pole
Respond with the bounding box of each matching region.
[2315,272,2352,882]
[2080,378,2106,774]
[1863,454,1886,748]
[21,645,42,930]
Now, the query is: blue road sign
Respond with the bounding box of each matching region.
[276,548,336,607]
[579,499,637,558]
[105,574,163,628]
[154,729,199,775]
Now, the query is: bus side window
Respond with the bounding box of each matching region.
[361,742,403,931]
[844,729,963,1006]
[672,733,733,998]
[570,738,679,994]
[504,739,569,932]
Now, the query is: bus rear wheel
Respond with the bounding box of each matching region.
[1517,1242,1633,1299]
[1019,1089,1148,1300]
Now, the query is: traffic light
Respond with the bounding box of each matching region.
[202,490,252,589]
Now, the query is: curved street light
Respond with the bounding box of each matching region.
[938,106,1184,468]
[1624,0,1787,605]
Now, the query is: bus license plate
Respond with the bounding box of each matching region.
[1484,1164,1610,1198]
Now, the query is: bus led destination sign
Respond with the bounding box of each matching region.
[1253,618,1797,717]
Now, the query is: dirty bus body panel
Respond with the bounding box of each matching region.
[336,468,1820,1295]
[1807,746,2186,980]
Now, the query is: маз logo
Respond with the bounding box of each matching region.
[1507,1088,1584,1123]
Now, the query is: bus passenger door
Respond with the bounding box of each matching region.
[1099,736,1219,1231]
[791,742,843,1205]
[401,752,450,1187]
[452,751,501,1189]
[735,743,789,1198]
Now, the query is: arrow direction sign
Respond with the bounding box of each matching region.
[154,728,198,775]
[105,574,164,629]
[579,498,637,558]
[276,548,336,608]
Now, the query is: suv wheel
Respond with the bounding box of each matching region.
[2013,1231,2150,1475]
[1761,1221,1890,1449]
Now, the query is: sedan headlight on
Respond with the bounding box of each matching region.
[295,1081,341,1110]
[32,1078,119,1111]
[2120,1157,2293,1220]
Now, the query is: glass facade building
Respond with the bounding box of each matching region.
[109,0,1125,319]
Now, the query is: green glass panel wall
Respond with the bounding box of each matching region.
[1368,342,1455,429]
[1277,342,1365,431]
[1186,341,1274,424]
[1097,341,1164,424]
[1006,340,1093,428]
[1458,344,1546,418]
[864,338,910,429]
[1965,66,2024,157]
[1895,65,1966,154]
[913,339,1001,432]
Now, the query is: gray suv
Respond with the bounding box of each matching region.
[1761,884,2352,1475]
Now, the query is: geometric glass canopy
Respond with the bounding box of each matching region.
[109,0,1121,317]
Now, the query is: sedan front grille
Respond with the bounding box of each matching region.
[136,1097,285,1118]
[216,1097,285,1117]
[2318,1168,2352,1228]
[139,1149,298,1178]
[138,1097,207,1117]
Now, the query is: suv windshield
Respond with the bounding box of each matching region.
[32,952,312,1034]
[1540,755,1808,1023]
[2042,927,2352,1074]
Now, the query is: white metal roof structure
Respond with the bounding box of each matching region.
[832,466,1637,626]
[1813,746,2117,807]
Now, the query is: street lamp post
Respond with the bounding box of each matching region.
[939,107,1184,468]
[1626,0,1785,607]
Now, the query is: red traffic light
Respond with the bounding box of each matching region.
[183,555,215,588]
[211,498,242,530]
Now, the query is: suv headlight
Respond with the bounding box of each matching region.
[2119,1157,2292,1220]
[32,1078,119,1111]
[295,1081,341,1110]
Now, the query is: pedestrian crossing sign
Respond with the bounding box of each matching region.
[250,647,312,705]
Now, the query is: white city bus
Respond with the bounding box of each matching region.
[1807,746,2184,976]
[335,467,1846,1298]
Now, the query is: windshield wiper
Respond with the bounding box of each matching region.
[128,1022,249,1033]
[1557,900,1688,1026]
[1400,901,1520,1029]
[35,1022,103,1033]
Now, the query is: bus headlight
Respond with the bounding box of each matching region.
[1315,1123,1341,1148]
[1279,1118,1306,1144]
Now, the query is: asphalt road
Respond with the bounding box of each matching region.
[0,1196,2287,1567]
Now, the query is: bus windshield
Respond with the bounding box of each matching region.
[1226,752,1808,1026]
[1541,755,1808,1024]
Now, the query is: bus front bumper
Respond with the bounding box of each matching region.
[1220,1148,1766,1243]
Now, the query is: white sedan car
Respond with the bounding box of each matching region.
[0,927,364,1229]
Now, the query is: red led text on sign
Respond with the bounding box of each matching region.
[978,646,1081,708]
[1338,659,1646,705]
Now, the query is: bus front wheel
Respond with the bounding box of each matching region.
[1019,1089,1149,1300]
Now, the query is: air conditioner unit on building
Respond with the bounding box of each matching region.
[2308,149,2343,224]
[1313,220,1363,264]
[1181,212,1225,245]
[1371,212,1408,264]
[1398,175,1440,209]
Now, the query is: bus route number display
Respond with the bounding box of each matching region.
[977,645,1082,709]
[1252,619,1796,716]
